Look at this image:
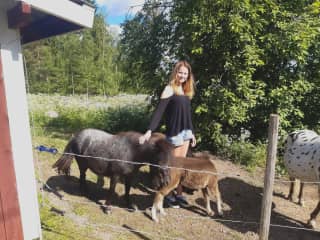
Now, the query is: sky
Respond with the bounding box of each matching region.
[96,0,145,35]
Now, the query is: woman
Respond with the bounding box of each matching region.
[139,60,196,207]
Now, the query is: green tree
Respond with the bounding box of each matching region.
[120,0,320,150]
[119,0,173,93]
[23,13,121,96]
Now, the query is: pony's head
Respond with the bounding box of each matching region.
[148,133,173,190]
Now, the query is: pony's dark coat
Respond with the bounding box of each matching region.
[151,152,223,222]
[52,128,172,211]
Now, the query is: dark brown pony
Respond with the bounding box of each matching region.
[151,152,223,222]
[52,128,172,212]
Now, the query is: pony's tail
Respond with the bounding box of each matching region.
[52,139,74,175]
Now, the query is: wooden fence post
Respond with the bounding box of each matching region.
[259,114,279,240]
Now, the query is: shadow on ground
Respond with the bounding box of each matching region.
[45,170,320,240]
[45,170,155,212]
[213,177,320,240]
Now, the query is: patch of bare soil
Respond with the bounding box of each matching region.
[39,153,320,240]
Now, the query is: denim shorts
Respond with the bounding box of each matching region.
[167,129,193,147]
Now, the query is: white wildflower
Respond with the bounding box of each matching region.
[46,110,59,118]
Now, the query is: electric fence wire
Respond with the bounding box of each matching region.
[33,145,320,235]
[36,145,320,185]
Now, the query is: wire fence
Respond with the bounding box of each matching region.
[36,146,320,185]
[33,145,320,239]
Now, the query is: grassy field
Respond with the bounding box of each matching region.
[29,94,153,240]
[28,94,151,135]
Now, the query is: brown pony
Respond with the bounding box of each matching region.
[151,152,223,222]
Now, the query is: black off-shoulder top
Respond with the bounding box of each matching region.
[148,94,194,137]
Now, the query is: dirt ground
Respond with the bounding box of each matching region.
[38,153,320,240]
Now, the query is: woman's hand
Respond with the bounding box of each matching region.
[191,134,197,147]
[139,130,152,144]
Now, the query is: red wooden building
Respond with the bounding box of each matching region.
[0,1,94,239]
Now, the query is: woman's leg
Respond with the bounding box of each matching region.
[173,140,190,157]
[164,137,191,208]
[173,141,190,196]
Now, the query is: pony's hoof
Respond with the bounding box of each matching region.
[208,211,214,217]
[151,214,159,223]
[307,219,316,229]
[101,205,112,214]
[152,217,159,223]
[160,209,167,216]
[129,204,138,212]
[151,207,159,222]
[217,211,224,218]
[298,200,305,207]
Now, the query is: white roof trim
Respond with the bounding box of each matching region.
[21,0,95,28]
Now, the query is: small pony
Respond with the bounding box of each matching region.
[284,129,320,229]
[151,152,223,222]
[52,128,172,212]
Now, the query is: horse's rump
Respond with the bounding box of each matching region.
[283,129,320,229]
[284,129,320,181]
[52,128,114,175]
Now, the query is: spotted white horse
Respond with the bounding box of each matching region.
[284,129,320,229]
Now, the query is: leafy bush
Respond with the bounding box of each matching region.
[222,140,267,171]
[219,137,288,174]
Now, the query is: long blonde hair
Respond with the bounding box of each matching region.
[169,61,195,99]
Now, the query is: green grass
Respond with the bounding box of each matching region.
[40,197,97,240]
[28,94,151,135]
